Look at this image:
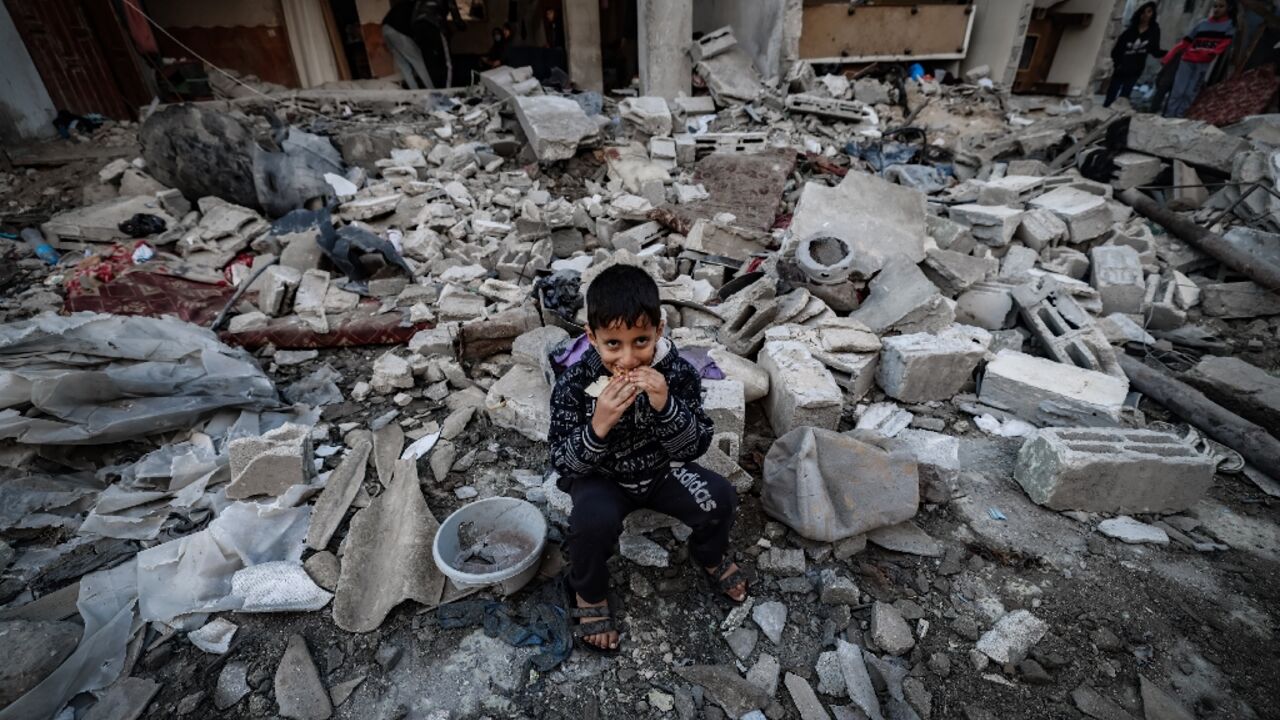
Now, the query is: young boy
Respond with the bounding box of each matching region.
[549,264,747,652]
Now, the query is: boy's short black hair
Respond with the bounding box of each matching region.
[586,264,661,330]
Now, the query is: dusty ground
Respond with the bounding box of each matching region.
[114,343,1280,720]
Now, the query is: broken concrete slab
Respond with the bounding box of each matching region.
[876,324,991,402]
[850,257,955,335]
[306,438,372,551]
[1011,278,1122,378]
[513,95,599,162]
[293,269,330,334]
[758,340,843,436]
[1126,115,1250,174]
[979,350,1129,427]
[42,195,176,244]
[214,662,250,710]
[922,248,998,296]
[1016,208,1068,250]
[1015,427,1216,513]
[1111,152,1163,190]
[696,46,767,104]
[332,460,445,632]
[485,364,554,442]
[753,600,787,644]
[81,677,160,720]
[1200,281,1280,318]
[1183,356,1280,431]
[1139,675,1195,720]
[275,634,332,720]
[1097,516,1169,545]
[619,96,673,136]
[1028,186,1111,243]
[948,204,1024,247]
[675,665,773,718]
[885,428,960,504]
[866,521,944,557]
[836,640,883,720]
[790,172,927,279]
[227,423,314,500]
[871,602,914,656]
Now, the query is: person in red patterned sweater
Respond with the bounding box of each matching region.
[1162,0,1237,117]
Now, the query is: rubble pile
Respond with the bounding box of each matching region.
[0,29,1278,720]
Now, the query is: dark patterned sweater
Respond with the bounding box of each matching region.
[549,340,714,494]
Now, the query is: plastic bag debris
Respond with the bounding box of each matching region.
[136,500,310,622]
[117,213,168,238]
[0,560,139,720]
[0,312,279,445]
[316,210,412,284]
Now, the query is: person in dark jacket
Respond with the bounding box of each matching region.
[1105,2,1164,106]
[549,264,747,652]
[1163,0,1236,117]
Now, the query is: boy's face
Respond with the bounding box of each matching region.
[1211,0,1227,16]
[587,316,663,376]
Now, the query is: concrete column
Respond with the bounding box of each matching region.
[638,0,692,100]
[564,0,603,92]
[0,3,56,143]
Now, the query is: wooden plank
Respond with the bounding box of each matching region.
[800,3,974,62]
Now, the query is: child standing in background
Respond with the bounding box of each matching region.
[1163,0,1236,117]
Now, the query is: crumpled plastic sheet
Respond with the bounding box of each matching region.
[317,209,412,283]
[230,560,333,613]
[882,164,952,194]
[0,559,140,720]
[0,312,279,445]
[137,499,310,622]
[283,364,345,407]
[187,617,237,654]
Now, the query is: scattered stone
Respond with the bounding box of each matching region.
[329,674,366,707]
[836,640,882,720]
[746,652,781,697]
[815,650,846,697]
[1098,516,1170,545]
[275,634,333,720]
[876,325,991,402]
[976,610,1048,664]
[866,521,944,557]
[759,340,844,435]
[514,95,600,162]
[819,570,860,605]
[675,665,773,718]
[871,602,915,656]
[753,601,787,644]
[1018,659,1052,685]
[1139,675,1195,720]
[215,662,251,710]
[620,534,670,567]
[784,673,831,720]
[725,626,759,660]
[980,350,1129,427]
[376,642,404,671]
[757,547,806,576]
[188,617,237,654]
[1072,685,1137,720]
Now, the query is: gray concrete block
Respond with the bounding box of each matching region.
[979,350,1128,427]
[703,379,746,445]
[948,204,1024,247]
[1011,278,1123,379]
[876,325,991,402]
[1089,244,1145,315]
[1028,187,1111,243]
[1014,427,1215,513]
[1125,115,1250,174]
[758,340,843,436]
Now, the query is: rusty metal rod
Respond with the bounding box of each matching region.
[1118,187,1280,292]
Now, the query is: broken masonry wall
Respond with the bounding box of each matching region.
[961,0,1034,89]
[1044,0,1126,97]
[148,0,301,88]
[694,0,789,82]
[0,2,56,143]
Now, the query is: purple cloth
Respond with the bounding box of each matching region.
[552,334,725,380]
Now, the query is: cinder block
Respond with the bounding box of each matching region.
[227,423,314,499]
[758,340,843,436]
[979,349,1128,427]
[948,204,1025,247]
[1090,245,1145,314]
[1142,274,1187,330]
[876,325,991,402]
[1011,279,1123,379]
[1015,427,1215,513]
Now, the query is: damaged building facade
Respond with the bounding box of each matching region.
[1,0,1280,719]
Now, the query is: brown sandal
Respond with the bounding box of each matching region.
[702,555,749,604]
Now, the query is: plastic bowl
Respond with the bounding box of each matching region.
[433,496,548,593]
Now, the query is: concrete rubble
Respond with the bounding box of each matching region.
[0,36,1277,720]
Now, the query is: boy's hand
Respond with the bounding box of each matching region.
[627,367,669,413]
[591,375,638,438]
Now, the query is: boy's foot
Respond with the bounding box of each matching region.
[705,560,748,602]
[575,593,620,650]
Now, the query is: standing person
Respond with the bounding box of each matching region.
[382,0,433,89]
[1105,2,1164,106]
[412,0,466,88]
[1162,0,1236,117]
[549,264,748,653]
[542,7,565,50]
